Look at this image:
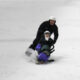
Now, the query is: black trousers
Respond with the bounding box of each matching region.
[29,32,42,50]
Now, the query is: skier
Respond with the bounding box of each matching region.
[35,31,55,63]
[25,16,59,56]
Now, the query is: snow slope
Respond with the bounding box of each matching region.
[0,0,80,80]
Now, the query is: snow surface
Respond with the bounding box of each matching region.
[0,0,80,80]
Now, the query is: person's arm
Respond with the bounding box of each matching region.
[35,43,41,51]
[35,35,44,51]
[53,25,59,44]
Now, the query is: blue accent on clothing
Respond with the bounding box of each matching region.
[38,52,49,62]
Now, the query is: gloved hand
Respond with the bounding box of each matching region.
[35,43,41,52]
[49,45,55,53]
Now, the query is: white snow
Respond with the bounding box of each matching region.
[0,0,80,80]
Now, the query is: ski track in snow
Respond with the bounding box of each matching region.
[0,0,80,80]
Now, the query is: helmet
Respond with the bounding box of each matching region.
[44,31,50,34]
[49,16,56,21]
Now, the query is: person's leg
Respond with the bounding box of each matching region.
[29,31,42,50]
[25,32,42,56]
[29,38,40,50]
[38,52,50,62]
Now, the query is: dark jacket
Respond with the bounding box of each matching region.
[36,20,59,44]
[38,36,54,55]
[39,36,54,47]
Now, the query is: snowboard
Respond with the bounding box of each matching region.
[36,59,55,64]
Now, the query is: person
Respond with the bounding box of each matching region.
[35,31,55,63]
[25,16,59,56]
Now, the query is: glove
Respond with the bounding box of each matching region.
[49,45,55,53]
[35,43,41,52]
